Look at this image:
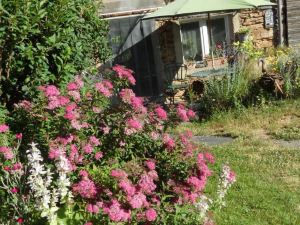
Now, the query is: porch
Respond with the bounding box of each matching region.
[105,0,276,98]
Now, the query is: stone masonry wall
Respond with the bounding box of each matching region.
[156,21,177,65]
[238,9,276,48]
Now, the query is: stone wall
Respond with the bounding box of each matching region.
[238,9,277,48]
[156,21,177,65]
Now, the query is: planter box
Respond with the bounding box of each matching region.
[206,57,227,67]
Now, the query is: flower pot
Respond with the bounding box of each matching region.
[238,33,250,42]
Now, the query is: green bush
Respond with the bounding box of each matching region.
[0,0,111,107]
[277,50,300,97]
[196,45,300,115]
[264,47,300,97]
[0,67,236,224]
[199,62,255,114]
[234,40,263,59]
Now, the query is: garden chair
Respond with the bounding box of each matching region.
[163,63,188,104]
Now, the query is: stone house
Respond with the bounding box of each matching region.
[102,0,278,97]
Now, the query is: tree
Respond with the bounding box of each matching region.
[0,0,111,107]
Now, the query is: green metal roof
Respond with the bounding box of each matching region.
[244,0,276,7]
[143,0,276,19]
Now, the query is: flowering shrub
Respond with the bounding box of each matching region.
[0,66,236,224]
[265,47,300,97]
[234,40,263,59]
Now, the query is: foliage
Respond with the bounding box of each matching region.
[272,126,300,141]
[197,46,300,115]
[0,66,236,224]
[0,104,8,124]
[237,27,250,34]
[199,61,256,114]
[0,0,111,107]
[234,40,263,59]
[266,47,300,97]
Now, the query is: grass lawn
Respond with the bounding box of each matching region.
[176,99,300,225]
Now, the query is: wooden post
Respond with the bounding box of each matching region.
[208,13,215,69]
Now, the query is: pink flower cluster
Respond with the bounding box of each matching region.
[63,103,89,130]
[103,200,131,222]
[40,85,60,97]
[128,192,148,209]
[72,177,98,199]
[0,146,14,160]
[145,208,157,221]
[138,173,157,194]
[39,78,92,131]
[67,76,83,91]
[48,134,103,171]
[95,80,114,97]
[126,118,143,130]
[119,179,136,196]
[176,104,196,122]
[39,85,71,109]
[125,118,143,135]
[112,65,136,85]
[1,162,23,172]
[14,100,32,111]
[169,152,215,204]
[86,203,100,214]
[48,148,60,160]
[119,88,135,103]
[0,124,9,133]
[226,169,236,184]
[11,187,19,193]
[90,136,101,146]
[145,160,156,170]
[67,76,84,101]
[204,152,215,164]
[16,133,23,140]
[12,162,23,171]
[179,130,197,156]
[100,165,159,222]
[40,77,84,109]
[162,134,176,150]
[119,89,146,113]
[67,82,79,91]
[154,106,168,120]
[64,103,78,120]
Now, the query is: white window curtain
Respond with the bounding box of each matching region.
[181,22,203,61]
[199,21,210,57]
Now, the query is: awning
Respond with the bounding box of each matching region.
[102,0,165,15]
[143,0,276,20]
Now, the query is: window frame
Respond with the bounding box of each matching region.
[179,15,231,63]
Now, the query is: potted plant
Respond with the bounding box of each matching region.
[237,27,251,42]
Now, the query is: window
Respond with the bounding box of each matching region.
[181,22,203,61]
[211,18,227,50]
[180,16,229,62]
